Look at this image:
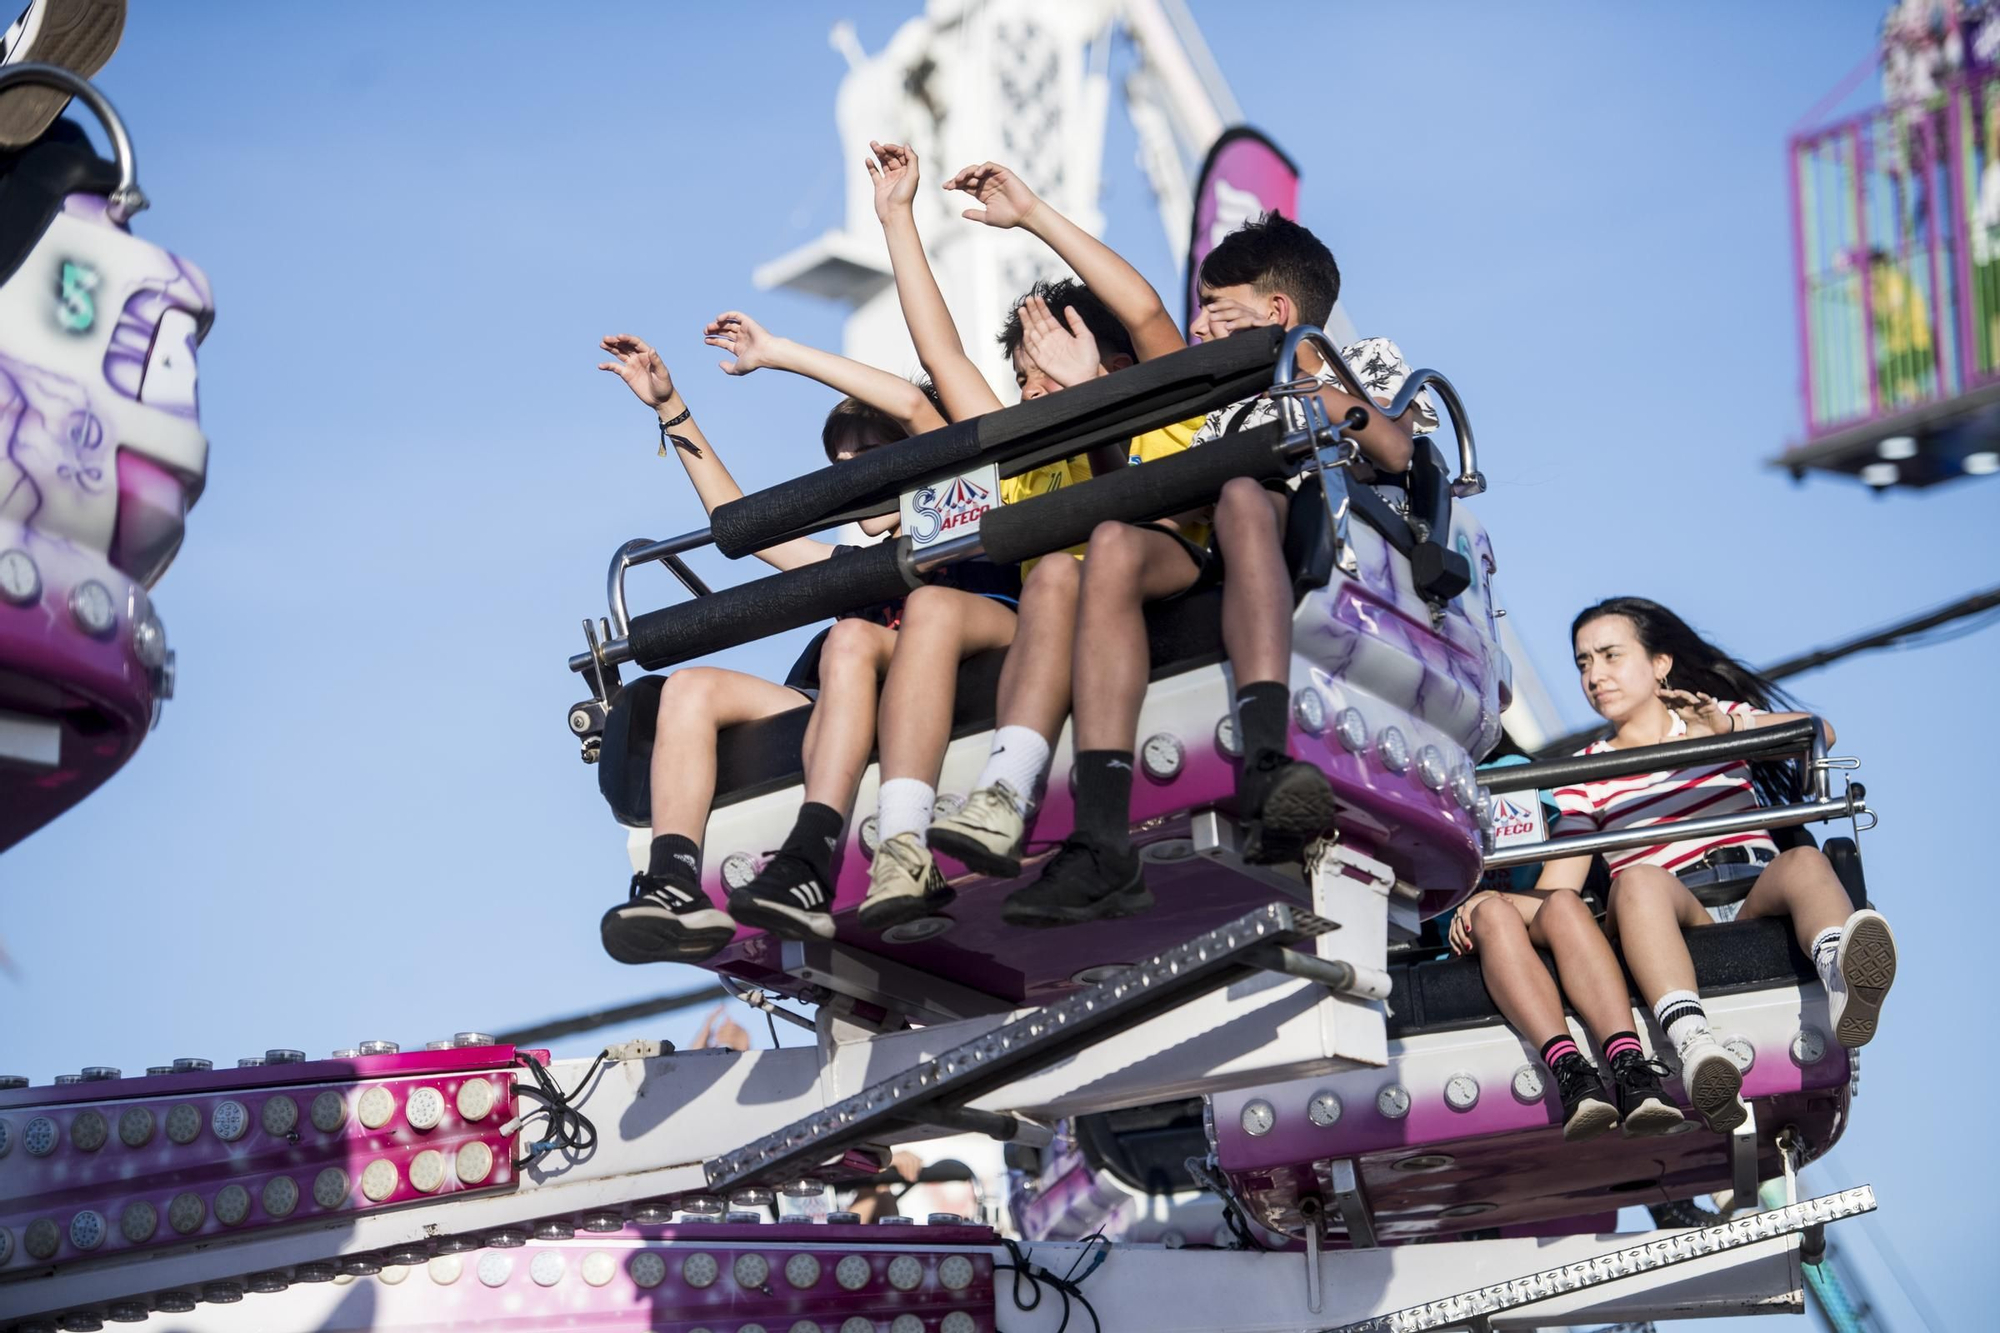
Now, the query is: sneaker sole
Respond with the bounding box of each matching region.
[926,826,1022,880]
[857,884,955,934]
[1620,1097,1687,1138]
[1001,879,1154,929]
[1562,1098,1619,1143]
[1834,913,1896,1049]
[0,0,127,148]
[600,920,736,965]
[1684,1054,1747,1133]
[729,894,836,941]
[1241,766,1337,866]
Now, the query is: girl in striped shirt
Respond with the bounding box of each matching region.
[1550,598,1896,1131]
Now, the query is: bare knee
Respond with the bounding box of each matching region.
[658,666,724,719]
[1084,520,1144,576]
[1215,476,1277,536]
[819,618,886,676]
[897,583,959,631]
[1608,866,1677,913]
[1022,553,1080,607]
[1470,894,1528,948]
[1771,846,1831,877]
[1537,888,1595,934]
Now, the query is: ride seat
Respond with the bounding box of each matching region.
[598,474,1338,825]
[0,119,118,283]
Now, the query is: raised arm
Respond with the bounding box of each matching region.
[597,333,833,573]
[704,310,945,438]
[948,161,1185,362]
[868,141,1004,422]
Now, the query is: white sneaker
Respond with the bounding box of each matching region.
[926,781,1027,878]
[0,0,126,148]
[1675,1031,1747,1134]
[858,832,954,933]
[1827,909,1896,1049]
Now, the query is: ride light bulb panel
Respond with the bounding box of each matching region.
[0,1058,519,1270]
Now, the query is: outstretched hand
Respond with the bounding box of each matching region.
[946,160,1040,229]
[1020,294,1100,388]
[598,334,675,408]
[1658,688,1734,737]
[1190,294,1266,342]
[704,311,784,376]
[867,140,920,220]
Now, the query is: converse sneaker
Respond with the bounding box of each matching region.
[1001,838,1151,929]
[600,874,737,964]
[1608,1049,1687,1137]
[1237,752,1336,865]
[1828,908,1896,1049]
[0,0,126,149]
[858,832,955,932]
[1551,1055,1619,1142]
[1675,1032,1747,1133]
[728,852,836,941]
[926,781,1027,878]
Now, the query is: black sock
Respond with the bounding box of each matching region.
[647,834,702,887]
[1236,681,1291,764]
[1072,751,1136,855]
[783,802,846,886]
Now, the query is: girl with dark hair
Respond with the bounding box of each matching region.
[1546,598,1894,1131]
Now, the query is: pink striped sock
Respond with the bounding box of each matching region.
[1603,1032,1644,1061]
[1539,1035,1581,1067]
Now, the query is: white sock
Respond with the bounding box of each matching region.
[975,726,1052,816]
[876,778,935,844]
[1652,989,1710,1049]
[1810,926,1842,990]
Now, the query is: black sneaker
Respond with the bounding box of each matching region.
[1000,838,1151,929]
[600,874,738,964]
[728,852,836,941]
[1237,752,1336,865]
[1609,1049,1688,1138]
[1550,1055,1619,1142]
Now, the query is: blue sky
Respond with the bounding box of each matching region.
[2,2,1990,1327]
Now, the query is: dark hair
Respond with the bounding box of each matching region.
[1198,211,1340,328]
[997,277,1136,365]
[819,377,942,463]
[1570,596,1801,802]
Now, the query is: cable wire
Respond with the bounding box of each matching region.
[510,1049,606,1171]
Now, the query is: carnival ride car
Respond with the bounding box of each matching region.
[0,65,208,854]
[0,66,1880,1333]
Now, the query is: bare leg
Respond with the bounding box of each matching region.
[993,556,1081,741]
[1734,847,1852,947]
[800,618,900,816]
[651,667,818,840]
[1604,865,1711,1005]
[876,586,1020,784]
[1071,522,1202,752]
[1215,478,1291,687]
[1468,894,1569,1048]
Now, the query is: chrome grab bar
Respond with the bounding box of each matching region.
[1274,325,1483,497]
[604,528,714,640]
[1481,790,1871,871]
[0,64,145,223]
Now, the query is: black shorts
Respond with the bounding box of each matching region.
[1132,521,1224,600]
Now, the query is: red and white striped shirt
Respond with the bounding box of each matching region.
[1549,701,1778,875]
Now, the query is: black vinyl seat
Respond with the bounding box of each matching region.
[0,119,118,284]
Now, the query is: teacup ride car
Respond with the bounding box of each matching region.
[0,65,212,852]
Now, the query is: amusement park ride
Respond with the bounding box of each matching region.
[4,1,1958,1330]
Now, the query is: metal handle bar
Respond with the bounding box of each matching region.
[1481,788,1869,870]
[1275,326,1483,497]
[1484,717,1825,795]
[0,64,145,223]
[605,528,714,640]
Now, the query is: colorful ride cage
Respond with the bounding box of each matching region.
[1786,62,2000,482]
